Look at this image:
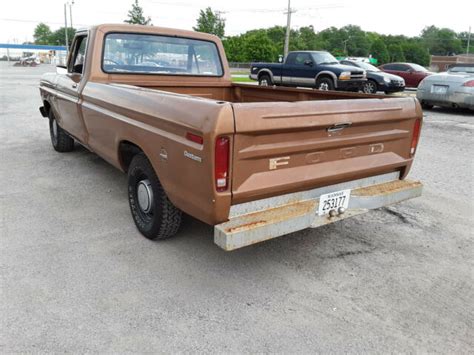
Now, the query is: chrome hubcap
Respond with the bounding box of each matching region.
[137,179,153,213]
[260,79,268,86]
[319,82,329,90]
[364,82,375,93]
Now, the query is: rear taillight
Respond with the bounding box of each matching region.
[215,136,230,192]
[462,80,474,87]
[410,118,422,156]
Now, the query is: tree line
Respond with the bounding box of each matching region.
[31,1,472,67]
[222,25,472,66]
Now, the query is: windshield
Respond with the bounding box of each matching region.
[448,65,474,74]
[102,33,223,76]
[351,61,380,71]
[312,52,338,65]
[410,63,428,72]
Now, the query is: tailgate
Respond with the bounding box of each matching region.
[230,97,422,203]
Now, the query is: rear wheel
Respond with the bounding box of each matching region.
[316,77,334,91]
[421,102,434,110]
[128,153,182,240]
[258,74,272,86]
[363,80,378,94]
[48,111,74,152]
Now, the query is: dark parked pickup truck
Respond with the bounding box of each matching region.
[250,51,367,91]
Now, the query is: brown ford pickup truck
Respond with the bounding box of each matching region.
[39,24,423,251]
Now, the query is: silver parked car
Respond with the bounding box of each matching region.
[417,64,474,110]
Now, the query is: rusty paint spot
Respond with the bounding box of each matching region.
[225,220,267,234]
[224,200,317,235]
[353,179,422,197]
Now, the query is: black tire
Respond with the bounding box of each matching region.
[316,77,334,91]
[48,111,74,152]
[258,74,272,86]
[363,80,378,94]
[421,102,434,110]
[128,153,182,240]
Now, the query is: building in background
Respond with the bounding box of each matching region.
[430,54,474,72]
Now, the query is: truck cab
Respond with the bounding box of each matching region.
[250,51,367,91]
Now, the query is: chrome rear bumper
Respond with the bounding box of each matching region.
[214,172,422,251]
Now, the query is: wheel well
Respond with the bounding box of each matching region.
[43,100,51,115]
[119,141,143,172]
[258,71,271,80]
[316,74,333,83]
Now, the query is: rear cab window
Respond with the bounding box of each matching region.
[102,33,223,76]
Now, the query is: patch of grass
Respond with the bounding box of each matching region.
[231,76,254,83]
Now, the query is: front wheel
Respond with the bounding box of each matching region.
[128,153,182,240]
[49,111,74,152]
[258,74,272,86]
[316,77,334,91]
[362,80,378,94]
[421,102,434,110]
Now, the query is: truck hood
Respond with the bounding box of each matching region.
[318,63,364,74]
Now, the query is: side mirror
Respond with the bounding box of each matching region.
[304,60,313,67]
[278,55,283,63]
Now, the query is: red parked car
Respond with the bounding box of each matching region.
[379,63,433,88]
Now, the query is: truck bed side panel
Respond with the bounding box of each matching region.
[80,82,235,224]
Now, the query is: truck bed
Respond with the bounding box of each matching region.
[118,82,420,205]
[137,83,381,103]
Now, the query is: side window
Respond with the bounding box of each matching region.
[383,64,395,70]
[285,53,297,65]
[294,53,312,66]
[69,35,88,74]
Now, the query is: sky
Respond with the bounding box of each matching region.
[0,0,472,44]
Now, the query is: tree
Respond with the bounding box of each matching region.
[49,27,76,47]
[193,7,225,38]
[33,23,52,45]
[243,32,277,62]
[370,39,389,64]
[124,0,152,25]
[458,31,474,54]
[421,26,462,55]
[388,43,406,62]
[402,41,430,66]
[223,36,246,62]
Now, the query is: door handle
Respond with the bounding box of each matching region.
[71,83,77,89]
[327,123,352,133]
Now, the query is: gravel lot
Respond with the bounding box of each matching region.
[1,62,473,353]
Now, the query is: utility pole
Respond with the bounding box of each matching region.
[467,26,471,55]
[69,1,74,30]
[283,0,296,59]
[64,3,69,51]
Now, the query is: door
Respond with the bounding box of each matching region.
[55,34,89,143]
[289,52,315,87]
[281,52,297,85]
[384,64,411,86]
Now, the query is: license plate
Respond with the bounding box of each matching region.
[318,189,351,216]
[431,85,448,94]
